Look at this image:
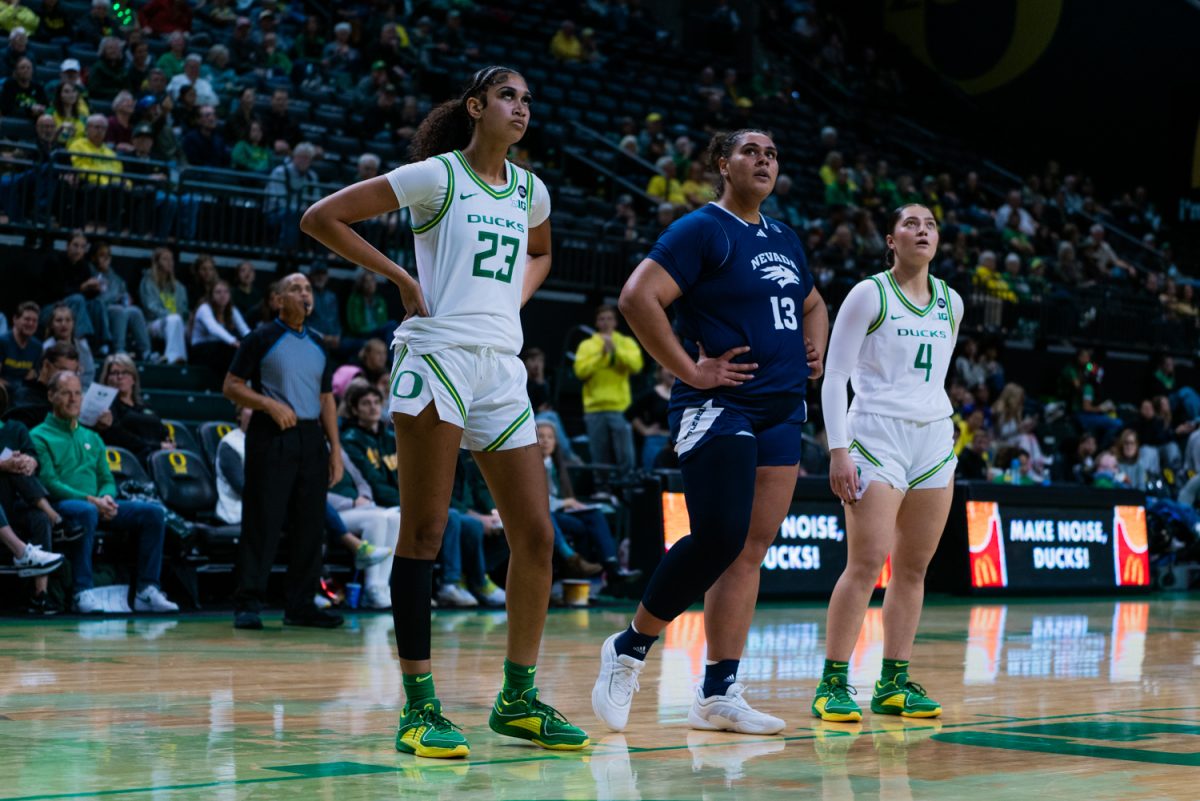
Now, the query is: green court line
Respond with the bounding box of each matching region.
[4,707,1199,799]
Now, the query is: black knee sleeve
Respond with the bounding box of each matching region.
[642,435,759,621]
[390,557,434,661]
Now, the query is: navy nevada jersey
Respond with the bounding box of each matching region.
[649,202,814,408]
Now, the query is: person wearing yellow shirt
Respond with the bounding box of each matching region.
[68,114,125,187]
[647,156,687,207]
[679,160,716,209]
[549,20,582,62]
[574,304,644,476]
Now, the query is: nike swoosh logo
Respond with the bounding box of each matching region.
[527,667,536,673]
[890,315,904,320]
[414,675,431,683]
[459,192,478,200]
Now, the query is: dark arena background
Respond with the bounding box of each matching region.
[1,1,1198,799]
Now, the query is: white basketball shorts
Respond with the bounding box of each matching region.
[846,411,956,495]
[387,343,535,452]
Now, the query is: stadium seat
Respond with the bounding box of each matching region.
[105,446,151,484]
[27,41,64,63]
[162,419,201,454]
[0,117,35,143]
[197,420,235,466]
[148,449,219,519]
[147,449,241,556]
[140,389,234,423]
[138,363,216,392]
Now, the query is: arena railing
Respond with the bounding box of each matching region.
[0,151,410,262]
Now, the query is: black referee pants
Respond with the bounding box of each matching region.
[235,419,328,614]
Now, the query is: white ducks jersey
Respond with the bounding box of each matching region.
[384,150,551,355]
[847,271,962,422]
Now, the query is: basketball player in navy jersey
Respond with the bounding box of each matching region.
[592,129,829,733]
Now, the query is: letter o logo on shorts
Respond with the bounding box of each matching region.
[392,370,424,399]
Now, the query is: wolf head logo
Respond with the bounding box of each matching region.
[759,264,800,288]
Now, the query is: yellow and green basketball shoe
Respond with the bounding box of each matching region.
[488,688,591,750]
[870,673,942,718]
[395,699,470,758]
[811,675,862,722]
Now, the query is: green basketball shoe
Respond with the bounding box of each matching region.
[488,688,590,750]
[395,699,470,758]
[870,673,942,718]
[811,675,862,722]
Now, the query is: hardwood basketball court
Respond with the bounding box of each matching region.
[1,597,1196,800]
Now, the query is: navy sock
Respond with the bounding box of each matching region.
[613,623,658,660]
[702,659,740,698]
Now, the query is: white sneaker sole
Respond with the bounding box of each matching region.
[14,556,64,578]
[591,633,634,732]
[688,705,786,735]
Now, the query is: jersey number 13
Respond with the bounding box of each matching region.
[769,296,798,331]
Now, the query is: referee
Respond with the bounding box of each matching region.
[223,272,345,630]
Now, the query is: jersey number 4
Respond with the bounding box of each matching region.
[913,343,933,382]
[769,296,798,330]
[472,231,519,284]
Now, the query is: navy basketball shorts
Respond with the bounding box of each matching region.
[668,392,807,467]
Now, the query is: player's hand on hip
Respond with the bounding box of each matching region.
[395,272,429,320]
[689,344,756,389]
[805,336,823,380]
[829,448,860,505]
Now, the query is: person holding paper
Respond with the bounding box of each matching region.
[78,381,117,428]
[95,354,173,461]
[31,371,178,614]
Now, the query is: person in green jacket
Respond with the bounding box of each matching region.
[345,270,396,340]
[87,37,130,101]
[30,371,178,613]
[230,119,271,174]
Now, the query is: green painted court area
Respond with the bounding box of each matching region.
[1,598,1197,800]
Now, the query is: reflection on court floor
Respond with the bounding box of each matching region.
[0,598,1194,801]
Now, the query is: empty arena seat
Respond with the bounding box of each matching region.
[198,421,236,467]
[105,446,151,484]
[149,449,218,518]
[162,420,201,454]
[141,389,234,423]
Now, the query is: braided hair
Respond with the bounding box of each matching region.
[408,66,522,162]
[704,128,773,198]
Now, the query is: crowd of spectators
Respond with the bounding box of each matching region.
[0,0,498,245]
[1,0,1198,613]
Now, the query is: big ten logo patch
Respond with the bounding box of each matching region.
[106,449,123,473]
[168,451,189,475]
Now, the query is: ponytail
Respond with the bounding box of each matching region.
[408,65,521,162]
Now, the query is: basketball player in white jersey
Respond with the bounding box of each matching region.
[300,66,589,758]
[812,203,963,723]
